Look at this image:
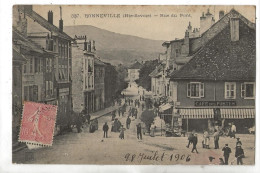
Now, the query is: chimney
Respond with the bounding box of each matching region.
[83,35,88,51]
[16,8,27,36]
[230,18,239,41]
[48,10,53,25]
[219,10,225,19]
[181,30,189,56]
[59,6,63,32]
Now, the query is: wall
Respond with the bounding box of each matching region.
[176,80,255,107]
[71,45,84,113]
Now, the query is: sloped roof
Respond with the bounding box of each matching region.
[149,64,165,78]
[13,48,26,62]
[170,18,255,81]
[94,58,106,66]
[13,27,45,54]
[22,7,72,41]
[129,61,143,69]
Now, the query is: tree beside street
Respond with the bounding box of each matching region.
[135,59,160,91]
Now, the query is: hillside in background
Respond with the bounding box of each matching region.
[64,25,164,66]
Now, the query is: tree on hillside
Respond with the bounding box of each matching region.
[115,63,128,97]
[136,59,160,91]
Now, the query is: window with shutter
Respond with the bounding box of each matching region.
[187,82,204,98]
[242,82,255,99]
[225,82,236,99]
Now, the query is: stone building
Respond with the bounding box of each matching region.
[94,58,105,111]
[13,5,74,132]
[72,36,95,115]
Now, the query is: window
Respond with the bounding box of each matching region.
[29,58,33,73]
[46,58,49,72]
[225,82,236,99]
[241,82,255,99]
[187,82,204,98]
[24,85,38,101]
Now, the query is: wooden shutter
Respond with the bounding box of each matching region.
[200,83,204,97]
[187,83,191,97]
[241,83,245,98]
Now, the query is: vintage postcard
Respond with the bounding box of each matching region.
[11,5,256,166]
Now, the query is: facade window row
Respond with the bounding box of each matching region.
[186,82,255,99]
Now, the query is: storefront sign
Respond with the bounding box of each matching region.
[194,101,236,107]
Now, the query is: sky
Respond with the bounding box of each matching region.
[33,5,255,41]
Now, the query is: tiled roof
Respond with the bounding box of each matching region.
[23,8,72,41]
[129,61,143,69]
[170,19,255,81]
[94,58,106,66]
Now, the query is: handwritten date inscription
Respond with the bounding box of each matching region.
[124,151,191,163]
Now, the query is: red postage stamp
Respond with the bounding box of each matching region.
[19,102,58,147]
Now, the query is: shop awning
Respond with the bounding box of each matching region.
[159,103,172,112]
[220,108,255,119]
[179,108,214,119]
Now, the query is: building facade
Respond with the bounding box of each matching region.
[94,58,105,111]
[128,61,143,83]
[170,10,256,132]
[14,5,74,132]
[104,63,118,108]
[72,36,95,115]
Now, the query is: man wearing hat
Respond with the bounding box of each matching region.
[235,143,244,165]
[236,138,242,146]
[222,144,232,165]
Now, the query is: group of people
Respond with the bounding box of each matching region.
[128,107,138,119]
[187,129,245,165]
[222,138,244,165]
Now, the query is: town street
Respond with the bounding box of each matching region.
[13,83,255,165]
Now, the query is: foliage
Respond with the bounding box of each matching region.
[115,64,128,97]
[136,59,160,91]
[140,109,156,127]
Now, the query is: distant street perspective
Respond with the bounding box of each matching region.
[12,5,255,165]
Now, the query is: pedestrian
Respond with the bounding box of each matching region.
[138,101,140,108]
[236,137,242,146]
[222,144,232,165]
[142,103,145,111]
[134,109,138,119]
[186,132,194,148]
[191,133,199,153]
[131,99,133,105]
[128,99,131,105]
[103,122,109,138]
[119,125,125,139]
[213,130,220,149]
[140,95,142,101]
[235,143,244,165]
[76,115,83,133]
[118,108,121,117]
[231,122,236,138]
[137,123,142,140]
[150,123,156,137]
[128,107,132,117]
[203,130,210,149]
[142,95,144,101]
[126,116,131,129]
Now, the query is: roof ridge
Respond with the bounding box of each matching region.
[25,10,73,40]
